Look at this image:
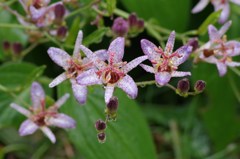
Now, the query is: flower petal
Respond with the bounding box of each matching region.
[54,93,70,108]
[165,31,175,54]
[208,25,221,41]
[29,6,46,21]
[218,3,230,24]
[122,55,148,73]
[226,61,240,67]
[31,82,45,110]
[171,45,192,66]
[219,21,232,36]
[191,0,209,13]
[117,75,138,99]
[19,119,39,136]
[108,37,125,63]
[73,30,83,59]
[216,62,227,76]
[141,39,160,62]
[40,126,56,143]
[47,113,76,129]
[76,69,102,85]
[10,103,31,117]
[49,73,68,88]
[155,72,171,86]
[230,0,240,5]
[104,85,115,104]
[171,71,191,77]
[95,49,108,61]
[48,47,71,70]
[140,64,155,73]
[70,79,87,104]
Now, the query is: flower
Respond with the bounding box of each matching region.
[77,37,148,103]
[47,30,107,104]
[140,31,192,86]
[112,17,129,37]
[197,21,240,76]
[191,0,240,23]
[10,82,76,143]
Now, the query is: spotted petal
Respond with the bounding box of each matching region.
[165,31,175,54]
[117,75,138,99]
[155,72,171,86]
[73,30,83,58]
[219,21,232,36]
[216,62,227,76]
[10,103,31,117]
[31,82,45,110]
[76,69,102,86]
[108,37,125,63]
[54,93,70,108]
[226,61,240,67]
[70,79,87,104]
[171,71,191,77]
[40,126,56,143]
[29,6,46,21]
[191,0,209,13]
[217,3,230,24]
[95,49,108,61]
[140,64,155,73]
[49,73,68,88]
[104,85,115,104]
[19,119,39,136]
[122,55,148,74]
[48,47,71,70]
[171,45,192,66]
[208,25,221,41]
[141,39,160,62]
[47,113,76,129]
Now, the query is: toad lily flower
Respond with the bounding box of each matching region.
[77,37,148,104]
[197,21,240,76]
[47,30,107,104]
[10,82,76,143]
[140,31,192,86]
[192,0,240,23]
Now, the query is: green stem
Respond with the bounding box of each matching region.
[170,120,183,159]
[44,32,64,49]
[230,67,240,77]
[228,75,240,103]
[0,23,36,30]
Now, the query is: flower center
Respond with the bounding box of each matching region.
[104,70,121,84]
[67,60,92,78]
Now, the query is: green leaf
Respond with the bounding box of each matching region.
[106,0,117,15]
[83,27,109,46]
[65,17,81,46]
[121,0,191,32]
[198,10,222,35]
[58,83,157,159]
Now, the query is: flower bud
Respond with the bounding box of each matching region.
[57,26,68,39]
[95,119,106,131]
[97,132,106,143]
[128,13,138,27]
[194,80,206,93]
[54,4,65,24]
[112,17,129,37]
[137,19,144,31]
[3,41,11,52]
[187,38,198,52]
[12,42,23,55]
[107,96,118,113]
[176,78,190,97]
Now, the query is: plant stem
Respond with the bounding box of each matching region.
[170,120,183,159]
[0,23,36,30]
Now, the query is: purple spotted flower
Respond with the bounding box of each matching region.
[10,82,75,143]
[197,21,240,76]
[77,37,148,104]
[140,31,192,86]
[47,30,107,104]
[192,0,240,23]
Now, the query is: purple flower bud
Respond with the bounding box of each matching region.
[187,38,199,52]
[137,19,144,31]
[128,13,138,27]
[54,4,65,21]
[111,17,129,37]
[3,41,11,51]
[194,80,206,93]
[97,132,106,143]
[57,26,68,39]
[12,42,23,55]
[95,119,106,131]
[107,96,118,113]
[177,78,190,96]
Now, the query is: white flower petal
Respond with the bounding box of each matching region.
[76,69,102,85]
[165,31,175,54]
[140,64,155,73]
[104,85,115,104]
[108,37,125,63]
[191,0,209,13]
[217,3,230,24]
[47,113,76,129]
[70,79,87,104]
[31,82,45,110]
[49,73,68,88]
[208,25,221,41]
[48,47,71,70]
[216,62,227,76]
[73,30,83,59]
[40,126,56,143]
[19,119,39,136]
[141,39,160,62]
[10,103,31,117]
[122,55,148,74]
[54,93,70,108]
[219,21,232,36]
[171,45,192,66]
[226,61,240,67]
[95,49,108,61]
[171,71,191,77]
[155,72,171,86]
[117,75,138,99]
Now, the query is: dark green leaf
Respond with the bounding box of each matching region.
[83,27,109,46]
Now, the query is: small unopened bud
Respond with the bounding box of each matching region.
[176,78,190,97]
[194,80,206,93]
[107,96,118,113]
[95,120,106,131]
[54,4,65,24]
[187,38,198,52]
[97,132,106,143]
[137,19,144,31]
[57,26,68,39]
[112,17,129,37]
[12,42,23,55]
[3,41,11,52]
[128,13,138,27]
